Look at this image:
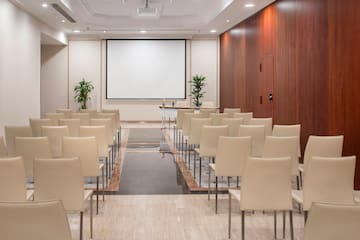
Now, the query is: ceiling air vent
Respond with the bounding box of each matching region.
[137,0,158,17]
[52,3,76,23]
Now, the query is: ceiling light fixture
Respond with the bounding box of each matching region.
[61,19,66,23]
[245,3,255,8]
[140,30,147,33]
[73,30,80,33]
[226,19,230,23]
[210,29,217,33]
[103,30,107,33]
[41,3,48,8]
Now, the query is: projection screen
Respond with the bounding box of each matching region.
[106,39,186,99]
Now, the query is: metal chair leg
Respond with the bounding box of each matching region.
[102,167,105,202]
[290,211,294,240]
[80,211,83,240]
[228,192,232,239]
[96,176,99,215]
[242,211,245,240]
[90,193,93,239]
[274,211,277,239]
[208,164,211,201]
[199,157,202,186]
[215,176,218,214]
[283,211,286,238]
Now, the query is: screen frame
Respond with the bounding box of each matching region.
[105,39,187,100]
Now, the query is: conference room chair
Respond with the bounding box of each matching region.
[174,109,193,148]
[208,136,251,214]
[44,112,65,125]
[262,136,301,189]
[0,156,33,201]
[194,125,228,186]
[228,157,294,240]
[209,112,230,125]
[292,156,356,222]
[58,118,81,137]
[80,108,98,118]
[0,136,7,157]
[97,112,117,136]
[221,118,244,136]
[201,101,215,107]
[41,126,70,158]
[0,200,72,240]
[79,126,109,188]
[34,157,94,240]
[4,126,32,156]
[248,117,273,136]
[233,112,253,124]
[56,108,73,118]
[299,135,344,175]
[238,125,265,157]
[71,112,91,125]
[304,202,360,240]
[29,118,52,137]
[102,109,121,144]
[186,118,212,166]
[223,107,241,117]
[62,136,104,214]
[15,137,52,178]
[199,108,217,117]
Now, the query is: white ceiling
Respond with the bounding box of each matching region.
[11,0,275,40]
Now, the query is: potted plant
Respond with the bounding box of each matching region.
[74,78,94,110]
[191,74,206,107]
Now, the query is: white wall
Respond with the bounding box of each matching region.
[0,0,41,135]
[41,45,68,115]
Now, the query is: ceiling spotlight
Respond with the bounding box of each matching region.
[140,30,147,33]
[210,29,217,33]
[61,19,66,23]
[245,3,255,8]
[41,3,48,8]
[73,29,80,33]
[103,30,107,33]
[226,19,230,23]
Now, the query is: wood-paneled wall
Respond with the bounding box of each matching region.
[220,0,360,188]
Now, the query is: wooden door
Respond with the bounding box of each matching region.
[257,54,274,118]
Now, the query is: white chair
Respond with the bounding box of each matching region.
[71,112,91,125]
[80,108,98,118]
[263,136,300,189]
[0,156,33,201]
[41,126,70,158]
[304,203,360,240]
[175,109,193,148]
[4,126,32,156]
[0,200,73,240]
[29,118,52,137]
[233,112,253,123]
[239,125,265,157]
[223,108,241,117]
[44,112,65,125]
[221,118,244,136]
[209,136,251,213]
[199,108,217,117]
[210,112,230,125]
[248,117,273,136]
[34,157,93,240]
[292,156,356,221]
[15,137,52,178]
[56,108,73,118]
[58,118,80,137]
[201,101,215,107]
[0,136,7,157]
[228,157,294,240]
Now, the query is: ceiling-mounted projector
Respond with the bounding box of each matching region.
[137,0,158,17]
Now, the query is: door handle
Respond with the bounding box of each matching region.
[269,93,273,102]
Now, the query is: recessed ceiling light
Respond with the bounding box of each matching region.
[41,3,48,8]
[245,3,255,8]
[103,30,107,33]
[226,19,230,23]
[61,19,66,23]
[73,30,80,33]
[140,30,147,33]
[210,29,217,33]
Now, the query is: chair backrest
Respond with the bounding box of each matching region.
[215,136,251,177]
[58,118,80,137]
[199,125,228,157]
[4,126,32,156]
[176,109,194,129]
[201,101,215,107]
[302,156,356,210]
[62,137,99,177]
[34,157,84,211]
[102,109,120,129]
[71,112,90,125]
[0,200,72,240]
[80,108,98,118]
[15,137,52,177]
[248,117,273,136]
[182,112,208,136]
[90,118,113,145]
[44,113,65,125]
[221,118,244,136]
[303,135,344,172]
[41,126,70,158]
[199,108,217,117]
[239,125,265,157]
[223,108,241,117]
[233,112,253,123]
[272,124,301,157]
[29,118,52,137]
[0,136,7,157]
[97,112,116,134]
[210,112,231,125]
[263,136,299,176]
[240,157,292,210]
[304,203,360,240]
[56,108,73,118]
[79,126,108,157]
[0,157,27,201]
[188,118,212,145]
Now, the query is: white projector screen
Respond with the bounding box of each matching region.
[106,39,186,99]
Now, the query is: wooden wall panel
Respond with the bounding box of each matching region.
[220,0,360,189]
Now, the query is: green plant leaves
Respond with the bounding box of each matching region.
[191,74,206,107]
[74,78,94,109]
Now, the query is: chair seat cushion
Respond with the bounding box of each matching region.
[228,189,241,202]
